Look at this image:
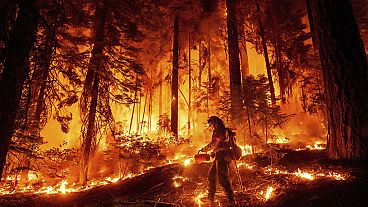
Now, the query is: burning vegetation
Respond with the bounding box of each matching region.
[0,0,368,206]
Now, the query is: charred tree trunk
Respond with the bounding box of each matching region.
[33,65,51,132]
[246,106,254,153]
[31,25,56,134]
[238,15,250,79]
[305,0,318,49]
[198,41,203,88]
[0,1,17,67]
[80,1,106,185]
[0,0,38,180]
[207,35,211,115]
[256,3,276,105]
[148,90,153,132]
[274,37,285,102]
[171,15,179,137]
[80,73,99,185]
[159,68,163,117]
[226,0,243,120]
[129,77,138,135]
[188,33,191,137]
[19,17,56,184]
[140,93,147,134]
[137,90,141,132]
[309,0,368,160]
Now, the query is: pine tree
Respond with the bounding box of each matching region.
[226,0,243,121]
[171,15,179,138]
[309,0,368,160]
[263,0,311,101]
[0,0,39,180]
[77,0,148,184]
[0,0,17,72]
[256,1,276,105]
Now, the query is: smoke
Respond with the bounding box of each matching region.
[272,94,327,148]
[41,104,82,150]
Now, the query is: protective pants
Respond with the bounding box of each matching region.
[208,156,234,202]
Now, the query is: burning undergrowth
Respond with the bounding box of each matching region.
[152,150,352,207]
[0,129,193,197]
[0,125,365,207]
[1,145,364,207]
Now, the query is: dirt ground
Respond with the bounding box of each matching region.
[1,150,368,207]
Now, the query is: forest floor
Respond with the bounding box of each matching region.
[0,150,368,207]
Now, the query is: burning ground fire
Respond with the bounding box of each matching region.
[264,167,347,181]
[259,186,274,201]
[207,163,347,202]
[0,171,140,196]
[173,143,349,205]
[0,140,349,206]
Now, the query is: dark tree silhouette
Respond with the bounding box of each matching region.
[256,2,276,105]
[171,15,179,138]
[0,0,39,180]
[309,0,368,160]
[226,0,243,121]
[79,0,107,185]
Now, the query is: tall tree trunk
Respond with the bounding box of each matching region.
[80,0,106,185]
[226,0,243,120]
[129,76,138,134]
[257,2,276,105]
[305,0,318,48]
[188,33,191,137]
[137,90,141,132]
[238,15,250,79]
[159,67,163,116]
[148,90,152,132]
[198,41,203,88]
[0,0,17,67]
[0,0,38,180]
[140,93,147,134]
[246,107,254,154]
[80,72,99,185]
[32,27,56,134]
[207,35,211,116]
[309,0,368,160]
[171,15,179,137]
[20,18,56,184]
[274,37,285,102]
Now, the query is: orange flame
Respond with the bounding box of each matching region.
[259,186,274,201]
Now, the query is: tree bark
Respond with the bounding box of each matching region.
[80,72,99,185]
[198,41,203,88]
[31,25,56,134]
[171,15,179,137]
[274,37,285,102]
[226,0,243,120]
[20,16,56,184]
[188,33,191,137]
[309,0,368,160]
[238,15,250,78]
[256,2,276,105]
[80,0,106,184]
[207,35,211,115]
[0,0,38,180]
[305,0,318,49]
[159,67,163,116]
[0,0,17,67]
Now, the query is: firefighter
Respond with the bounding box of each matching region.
[198,116,236,206]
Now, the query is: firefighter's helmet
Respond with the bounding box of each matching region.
[207,116,223,126]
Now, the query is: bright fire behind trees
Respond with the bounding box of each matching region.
[0,0,367,206]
